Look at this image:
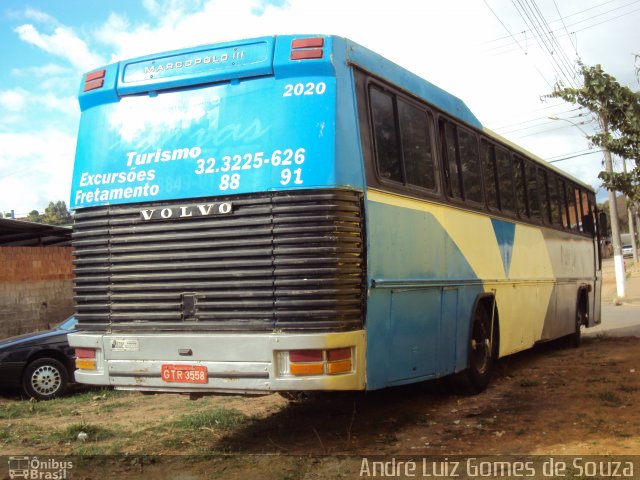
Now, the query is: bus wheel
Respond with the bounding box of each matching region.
[447,304,495,395]
[571,294,588,348]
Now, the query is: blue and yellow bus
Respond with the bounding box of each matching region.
[69,35,601,394]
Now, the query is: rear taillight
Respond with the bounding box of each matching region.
[279,347,353,376]
[75,348,97,370]
[83,69,105,92]
[290,37,324,60]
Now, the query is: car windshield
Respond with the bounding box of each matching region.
[56,316,77,331]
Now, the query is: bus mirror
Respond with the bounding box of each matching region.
[598,211,608,236]
[582,214,594,235]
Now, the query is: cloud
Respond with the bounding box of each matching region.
[0,130,76,215]
[23,7,59,27]
[0,89,28,112]
[14,23,105,71]
[10,63,73,78]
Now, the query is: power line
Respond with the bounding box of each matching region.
[482,0,555,88]
[509,119,596,139]
[552,0,579,55]
[483,0,640,56]
[547,149,603,162]
[511,0,578,87]
[528,0,579,84]
[479,0,625,46]
[492,106,583,131]
[482,0,640,49]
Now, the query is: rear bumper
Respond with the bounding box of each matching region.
[69,330,366,393]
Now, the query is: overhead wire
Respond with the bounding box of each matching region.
[552,0,579,55]
[511,0,579,87]
[483,0,640,56]
[482,0,555,88]
[479,0,625,46]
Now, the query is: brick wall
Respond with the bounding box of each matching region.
[0,246,74,338]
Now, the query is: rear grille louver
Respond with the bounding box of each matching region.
[72,189,365,332]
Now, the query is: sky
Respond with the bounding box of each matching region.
[0,0,638,217]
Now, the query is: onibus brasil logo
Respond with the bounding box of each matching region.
[8,456,73,479]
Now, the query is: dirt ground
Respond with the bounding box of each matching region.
[1,333,639,478]
[2,260,640,478]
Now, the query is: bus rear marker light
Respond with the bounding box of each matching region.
[290,49,323,61]
[291,38,324,49]
[290,37,324,60]
[83,69,106,92]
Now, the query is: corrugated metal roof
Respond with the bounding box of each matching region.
[0,218,71,246]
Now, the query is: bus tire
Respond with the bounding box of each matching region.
[447,303,496,395]
[571,292,588,348]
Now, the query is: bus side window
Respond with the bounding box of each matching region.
[458,129,483,204]
[575,187,585,233]
[565,181,578,231]
[514,155,528,218]
[495,147,515,213]
[537,168,551,223]
[581,190,595,234]
[481,140,499,210]
[441,121,463,199]
[548,174,562,226]
[526,161,541,221]
[558,179,572,230]
[397,99,436,191]
[369,86,402,182]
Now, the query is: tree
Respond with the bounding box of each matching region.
[547,63,640,201]
[27,201,72,225]
[27,210,43,223]
[547,62,640,297]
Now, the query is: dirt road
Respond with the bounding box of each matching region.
[2,260,640,478]
[1,334,639,478]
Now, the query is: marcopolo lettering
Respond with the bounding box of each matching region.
[140,202,233,221]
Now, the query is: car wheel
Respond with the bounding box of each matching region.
[22,358,69,400]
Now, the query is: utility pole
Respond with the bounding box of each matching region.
[622,158,638,263]
[600,112,626,299]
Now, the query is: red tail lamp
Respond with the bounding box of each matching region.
[290,37,324,60]
[83,69,105,92]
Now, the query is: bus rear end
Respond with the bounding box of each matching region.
[69,35,367,393]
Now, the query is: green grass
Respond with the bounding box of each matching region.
[95,401,129,414]
[50,421,117,443]
[0,425,12,443]
[0,389,129,421]
[173,407,249,431]
[64,388,129,404]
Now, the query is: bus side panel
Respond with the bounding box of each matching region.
[540,230,596,339]
[364,197,482,389]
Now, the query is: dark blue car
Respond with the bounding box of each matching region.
[0,316,77,400]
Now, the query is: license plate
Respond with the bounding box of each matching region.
[161,364,208,384]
